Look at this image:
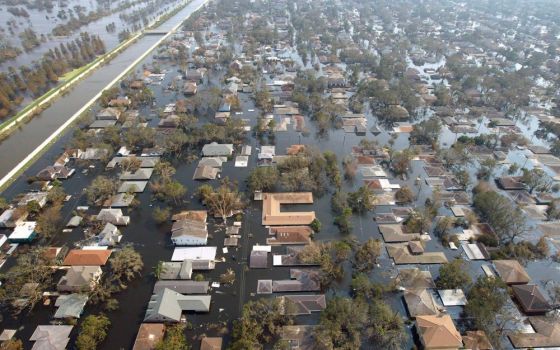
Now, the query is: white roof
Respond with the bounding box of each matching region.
[81,246,109,250]
[9,222,36,239]
[438,289,467,306]
[252,245,271,252]
[235,156,249,167]
[378,178,401,190]
[273,255,283,266]
[172,247,217,261]
[462,243,485,260]
[450,206,466,217]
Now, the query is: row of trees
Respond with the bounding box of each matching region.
[0,32,106,119]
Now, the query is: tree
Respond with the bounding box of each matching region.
[36,204,62,238]
[477,158,497,180]
[366,300,407,350]
[86,176,117,205]
[152,180,186,206]
[230,299,292,349]
[354,239,382,272]
[410,117,442,145]
[310,218,321,233]
[404,209,433,234]
[153,160,176,180]
[219,268,236,285]
[334,207,353,235]
[121,157,142,173]
[247,166,279,192]
[108,246,143,287]
[76,314,111,350]
[453,168,470,189]
[520,168,552,194]
[315,297,368,349]
[0,248,55,313]
[153,207,171,224]
[347,186,376,213]
[391,149,414,175]
[395,186,414,203]
[155,324,189,350]
[0,197,8,211]
[0,339,23,350]
[473,191,527,244]
[465,276,509,343]
[46,185,67,205]
[198,178,244,222]
[546,201,560,221]
[351,273,384,299]
[436,259,471,289]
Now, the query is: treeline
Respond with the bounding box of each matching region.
[7,7,30,17]
[0,32,106,119]
[19,28,43,52]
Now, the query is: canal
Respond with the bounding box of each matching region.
[0,0,208,182]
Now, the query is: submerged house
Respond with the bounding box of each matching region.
[171,218,208,246]
[201,142,234,157]
[8,221,37,243]
[144,288,211,323]
[57,266,102,292]
[29,325,73,350]
[416,314,462,350]
[262,192,316,226]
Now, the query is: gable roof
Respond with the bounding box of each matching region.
[62,250,111,266]
[30,325,73,350]
[416,314,462,349]
[144,288,211,322]
[53,294,88,319]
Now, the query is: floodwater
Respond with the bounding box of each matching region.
[0,0,208,180]
[0,11,559,350]
[0,0,184,71]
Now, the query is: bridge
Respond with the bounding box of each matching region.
[144,30,170,35]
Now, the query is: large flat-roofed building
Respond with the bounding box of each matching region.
[262,192,315,226]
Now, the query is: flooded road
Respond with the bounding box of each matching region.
[0,0,208,183]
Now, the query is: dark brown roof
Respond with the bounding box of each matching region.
[496,176,524,190]
[512,284,551,315]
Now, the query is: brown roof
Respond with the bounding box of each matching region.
[493,260,530,285]
[200,337,222,350]
[497,176,525,190]
[509,316,560,348]
[262,193,315,226]
[62,249,112,266]
[132,323,165,350]
[387,243,448,264]
[396,268,436,289]
[286,144,306,155]
[379,224,421,242]
[266,226,312,245]
[416,314,462,349]
[462,330,493,350]
[171,210,207,222]
[403,288,439,317]
[512,284,551,314]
